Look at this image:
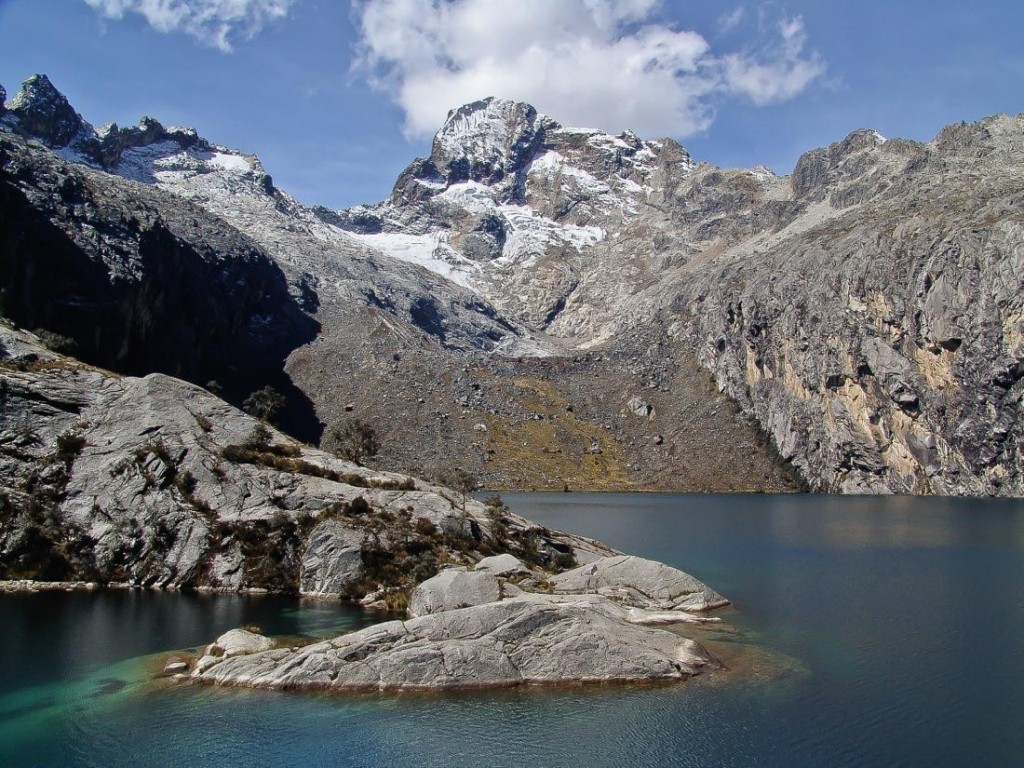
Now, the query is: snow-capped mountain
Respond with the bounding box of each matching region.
[334,97,698,341]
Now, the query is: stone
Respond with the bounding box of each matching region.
[627,396,653,418]
[299,521,366,595]
[195,628,274,674]
[211,628,274,658]
[473,554,529,577]
[550,556,730,611]
[408,569,502,617]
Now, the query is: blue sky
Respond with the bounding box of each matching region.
[1,0,1022,209]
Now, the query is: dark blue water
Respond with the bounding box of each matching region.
[2,493,1022,767]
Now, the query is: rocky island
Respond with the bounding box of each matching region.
[190,554,728,691]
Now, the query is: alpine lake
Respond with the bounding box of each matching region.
[2,493,1022,767]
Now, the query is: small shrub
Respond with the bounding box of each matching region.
[348,496,371,516]
[368,476,416,491]
[176,470,198,497]
[55,431,87,466]
[552,551,577,571]
[244,423,272,451]
[330,419,379,466]
[34,329,79,356]
[413,517,437,537]
[440,469,477,511]
[243,386,286,424]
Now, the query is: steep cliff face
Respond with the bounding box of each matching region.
[673,117,1024,494]
[0,130,320,436]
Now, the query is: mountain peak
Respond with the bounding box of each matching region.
[5,73,91,147]
[431,97,558,186]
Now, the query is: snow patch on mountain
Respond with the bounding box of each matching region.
[436,180,495,214]
[435,179,606,268]
[207,151,253,172]
[348,231,481,288]
[118,142,257,184]
[498,205,604,267]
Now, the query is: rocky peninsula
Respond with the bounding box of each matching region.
[1,323,731,688]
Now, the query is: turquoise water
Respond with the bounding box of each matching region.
[2,493,1023,767]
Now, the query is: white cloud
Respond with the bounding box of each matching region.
[718,6,745,34]
[353,0,825,139]
[722,16,826,105]
[83,0,293,51]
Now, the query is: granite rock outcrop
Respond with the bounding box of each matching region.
[191,554,728,691]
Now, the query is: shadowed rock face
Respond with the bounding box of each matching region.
[0,130,321,439]
[4,74,90,148]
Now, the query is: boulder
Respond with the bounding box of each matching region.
[408,569,501,617]
[627,396,653,417]
[211,628,273,657]
[195,628,273,674]
[299,521,366,594]
[473,554,529,577]
[163,659,189,675]
[549,555,729,611]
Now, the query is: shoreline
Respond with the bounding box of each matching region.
[0,580,347,599]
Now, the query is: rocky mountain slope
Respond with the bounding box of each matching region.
[0,75,795,492]
[0,322,605,596]
[3,74,1021,494]
[328,99,1024,495]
